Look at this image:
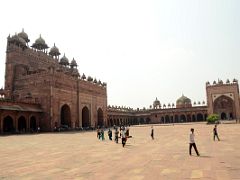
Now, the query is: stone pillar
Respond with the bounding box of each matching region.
[27,116,30,132]
[15,116,18,133]
[72,121,75,129]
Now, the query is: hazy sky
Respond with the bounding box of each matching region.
[0,0,239,109]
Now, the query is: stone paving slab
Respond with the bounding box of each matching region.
[0,123,240,179]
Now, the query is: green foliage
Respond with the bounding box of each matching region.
[207,114,219,124]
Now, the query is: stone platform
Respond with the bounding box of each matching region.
[0,122,240,179]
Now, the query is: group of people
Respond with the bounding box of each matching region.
[97,125,131,147]
[97,128,105,140]
[113,125,130,147]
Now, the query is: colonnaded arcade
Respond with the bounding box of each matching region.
[0,29,240,133]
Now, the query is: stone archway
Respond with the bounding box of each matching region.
[82,106,90,127]
[221,112,227,120]
[146,117,151,124]
[180,114,186,122]
[60,104,71,127]
[174,115,179,123]
[3,116,14,133]
[192,115,196,122]
[110,119,113,126]
[165,115,170,123]
[140,118,144,124]
[204,114,208,120]
[30,116,37,132]
[161,117,165,123]
[213,95,235,120]
[97,108,104,127]
[196,113,204,121]
[18,116,27,132]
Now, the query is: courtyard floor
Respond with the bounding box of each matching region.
[0,122,240,180]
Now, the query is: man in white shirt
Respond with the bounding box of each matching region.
[122,128,127,147]
[189,128,200,156]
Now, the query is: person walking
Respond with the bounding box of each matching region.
[122,127,127,147]
[37,126,40,133]
[97,128,101,140]
[213,124,220,141]
[189,128,200,156]
[115,127,119,143]
[101,129,105,140]
[151,126,154,140]
[108,129,112,140]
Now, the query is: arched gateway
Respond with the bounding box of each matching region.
[30,116,37,131]
[213,95,235,120]
[60,104,71,127]
[3,116,14,133]
[97,108,104,127]
[18,116,27,132]
[82,106,90,127]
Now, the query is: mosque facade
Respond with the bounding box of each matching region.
[0,29,239,133]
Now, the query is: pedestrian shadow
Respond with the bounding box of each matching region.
[124,144,134,148]
[199,155,211,158]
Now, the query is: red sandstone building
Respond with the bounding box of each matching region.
[0,30,239,134]
[0,30,107,133]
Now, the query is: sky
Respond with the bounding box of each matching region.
[0,0,240,109]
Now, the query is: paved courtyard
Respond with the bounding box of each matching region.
[0,122,240,180]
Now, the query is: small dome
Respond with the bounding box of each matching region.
[176,94,192,108]
[49,43,60,56]
[18,37,26,45]
[59,53,69,66]
[70,58,77,67]
[35,35,45,44]
[153,97,161,108]
[18,29,30,43]
[9,33,27,47]
[31,34,49,50]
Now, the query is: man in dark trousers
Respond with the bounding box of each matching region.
[213,124,220,141]
[122,127,127,147]
[151,126,154,140]
[189,128,200,156]
[108,128,112,140]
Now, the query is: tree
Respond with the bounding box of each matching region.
[207,114,219,124]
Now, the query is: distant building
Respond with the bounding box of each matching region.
[206,79,240,120]
[107,80,240,126]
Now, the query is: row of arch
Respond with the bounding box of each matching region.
[60,105,104,128]
[159,113,207,123]
[1,115,38,133]
[107,113,207,126]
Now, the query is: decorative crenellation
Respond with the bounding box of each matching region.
[80,74,107,88]
[206,78,238,87]
[107,105,134,112]
[192,101,206,106]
